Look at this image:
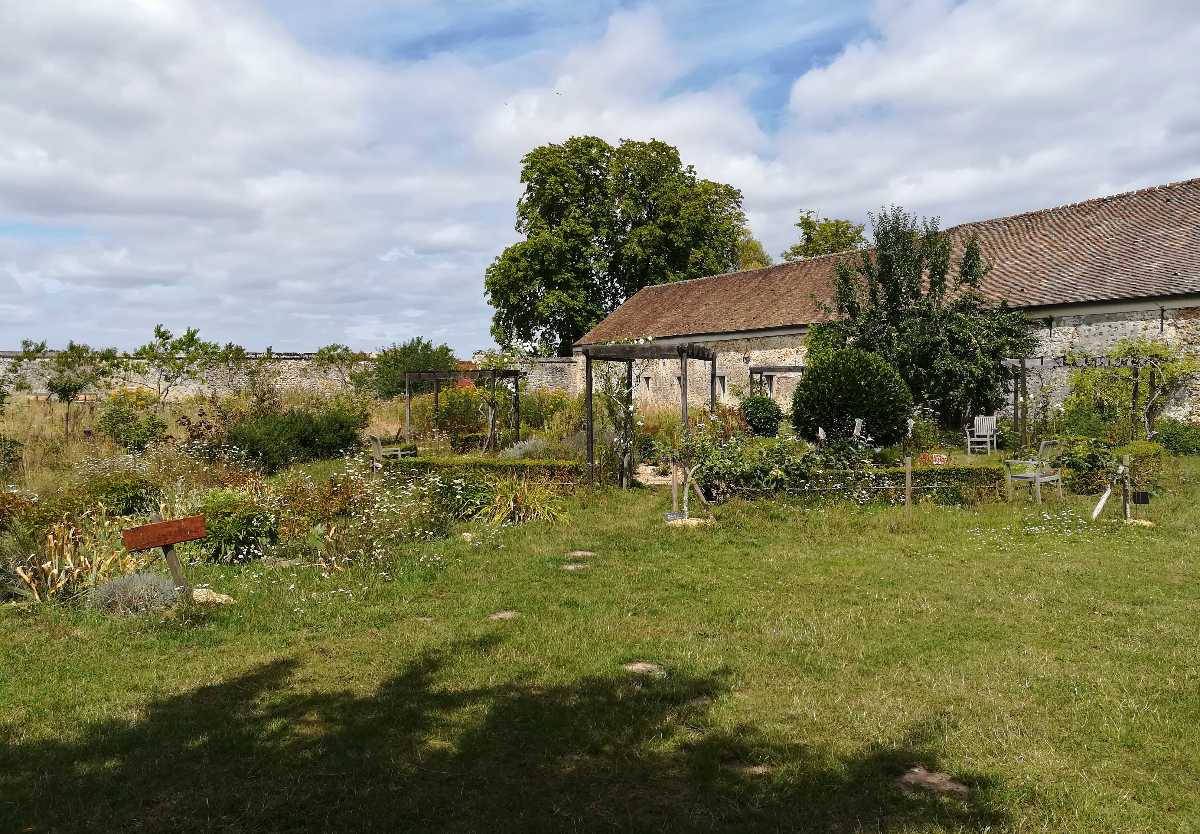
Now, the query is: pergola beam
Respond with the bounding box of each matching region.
[581,342,715,485]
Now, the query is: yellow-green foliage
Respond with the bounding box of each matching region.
[1062,338,1200,443]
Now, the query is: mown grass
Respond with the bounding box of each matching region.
[3,462,1199,832]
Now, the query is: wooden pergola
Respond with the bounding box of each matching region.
[579,343,717,484]
[748,365,805,395]
[402,369,525,446]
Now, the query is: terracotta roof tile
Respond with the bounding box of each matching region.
[577,177,1200,345]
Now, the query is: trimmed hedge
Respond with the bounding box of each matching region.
[390,456,586,485]
[698,459,1003,506]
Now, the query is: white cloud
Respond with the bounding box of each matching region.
[0,0,1197,353]
[763,0,1200,240]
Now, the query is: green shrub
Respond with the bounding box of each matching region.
[1054,436,1118,495]
[195,488,277,563]
[1115,440,1169,492]
[96,389,167,452]
[226,400,367,473]
[1053,437,1167,495]
[1156,418,1200,455]
[0,436,21,480]
[791,348,913,445]
[740,394,784,437]
[75,456,161,515]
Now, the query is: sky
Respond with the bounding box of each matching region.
[2,0,1199,354]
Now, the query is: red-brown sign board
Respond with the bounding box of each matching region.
[122,516,207,552]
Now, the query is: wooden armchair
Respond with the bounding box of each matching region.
[368,434,415,470]
[1004,440,1063,503]
[965,415,998,455]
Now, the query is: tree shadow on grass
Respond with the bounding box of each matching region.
[2,637,1009,832]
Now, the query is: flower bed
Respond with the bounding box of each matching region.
[389,456,586,485]
[693,437,1004,505]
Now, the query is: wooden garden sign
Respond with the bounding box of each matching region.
[122,515,206,595]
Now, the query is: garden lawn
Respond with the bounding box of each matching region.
[4,464,1200,833]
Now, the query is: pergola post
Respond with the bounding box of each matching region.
[404,373,412,439]
[624,359,634,488]
[584,351,594,484]
[513,376,520,443]
[679,346,689,430]
[709,356,717,411]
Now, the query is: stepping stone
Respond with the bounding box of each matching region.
[566,550,595,558]
[667,517,713,528]
[487,610,520,621]
[561,563,590,572]
[190,588,234,606]
[896,766,969,798]
[414,616,434,623]
[723,763,773,777]
[622,661,666,678]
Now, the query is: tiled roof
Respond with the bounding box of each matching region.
[577,177,1200,345]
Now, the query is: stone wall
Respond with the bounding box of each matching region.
[2,352,349,400]
[1018,305,1200,421]
[522,304,1200,421]
[522,332,809,411]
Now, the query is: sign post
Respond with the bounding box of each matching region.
[122,515,207,598]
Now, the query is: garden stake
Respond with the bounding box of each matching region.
[904,456,913,514]
[121,514,207,600]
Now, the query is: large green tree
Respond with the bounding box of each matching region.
[821,206,1036,428]
[367,337,457,399]
[736,228,773,271]
[781,210,865,261]
[485,136,746,356]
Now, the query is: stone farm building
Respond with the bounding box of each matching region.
[520,177,1200,419]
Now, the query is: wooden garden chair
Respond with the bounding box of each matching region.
[368,434,414,470]
[1004,440,1063,504]
[965,415,998,455]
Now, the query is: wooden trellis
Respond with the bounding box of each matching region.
[579,343,717,485]
[402,369,525,449]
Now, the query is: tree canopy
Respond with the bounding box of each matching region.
[485,136,746,356]
[819,206,1035,428]
[367,337,457,399]
[131,325,224,406]
[781,210,865,262]
[736,228,773,271]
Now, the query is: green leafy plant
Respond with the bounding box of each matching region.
[129,325,224,406]
[740,394,784,437]
[226,399,368,473]
[1053,436,1118,494]
[828,208,1036,427]
[791,348,913,445]
[74,455,161,515]
[1156,418,1200,455]
[0,436,21,481]
[96,389,167,452]
[196,488,277,563]
[366,337,457,399]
